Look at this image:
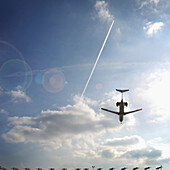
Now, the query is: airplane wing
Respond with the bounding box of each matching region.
[101,108,119,115]
[124,108,142,115]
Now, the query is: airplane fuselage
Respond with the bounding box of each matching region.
[119,99,125,122]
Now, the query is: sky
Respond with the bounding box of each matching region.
[0,0,170,169]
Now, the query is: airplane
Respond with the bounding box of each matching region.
[101,89,142,123]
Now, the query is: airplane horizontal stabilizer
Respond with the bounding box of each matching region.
[116,89,129,93]
[124,108,142,115]
[101,108,119,115]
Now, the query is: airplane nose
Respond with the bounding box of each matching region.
[119,114,123,122]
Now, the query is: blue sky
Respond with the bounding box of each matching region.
[0,0,170,169]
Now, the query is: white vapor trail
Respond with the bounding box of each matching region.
[81,20,114,97]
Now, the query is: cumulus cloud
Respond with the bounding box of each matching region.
[94,0,114,23]
[104,136,142,147]
[122,147,162,159]
[2,93,167,166]
[97,136,163,165]
[2,95,122,146]
[2,92,140,165]
[9,89,31,103]
[8,116,36,125]
[143,22,164,37]
[120,146,164,167]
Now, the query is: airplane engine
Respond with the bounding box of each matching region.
[124,102,128,107]
[116,102,120,107]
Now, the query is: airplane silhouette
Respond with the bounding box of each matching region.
[101,89,142,123]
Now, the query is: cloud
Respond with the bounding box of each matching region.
[2,95,122,145]
[101,149,114,159]
[2,93,168,167]
[100,135,146,161]
[2,92,140,167]
[146,157,170,166]
[120,147,164,167]
[0,109,8,114]
[97,136,163,166]
[94,0,114,23]
[143,22,164,37]
[104,136,142,147]
[138,0,170,21]
[139,0,160,9]
[122,147,162,159]
[8,116,36,125]
[9,89,31,103]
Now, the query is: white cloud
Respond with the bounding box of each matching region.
[139,0,160,9]
[2,92,139,166]
[104,136,144,147]
[0,109,8,114]
[8,116,36,125]
[9,89,31,103]
[138,0,170,20]
[2,93,168,167]
[143,22,164,37]
[153,0,160,5]
[2,95,123,145]
[94,0,114,23]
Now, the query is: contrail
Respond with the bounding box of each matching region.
[81,20,114,98]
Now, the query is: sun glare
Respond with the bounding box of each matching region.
[138,70,170,120]
[147,70,170,107]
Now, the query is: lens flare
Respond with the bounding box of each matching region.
[43,69,65,93]
[0,41,25,65]
[35,74,44,84]
[0,41,32,105]
[95,83,103,90]
[0,59,32,91]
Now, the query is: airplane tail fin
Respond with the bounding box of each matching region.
[116,89,129,100]
[116,89,129,93]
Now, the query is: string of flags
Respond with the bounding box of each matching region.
[0,166,163,170]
